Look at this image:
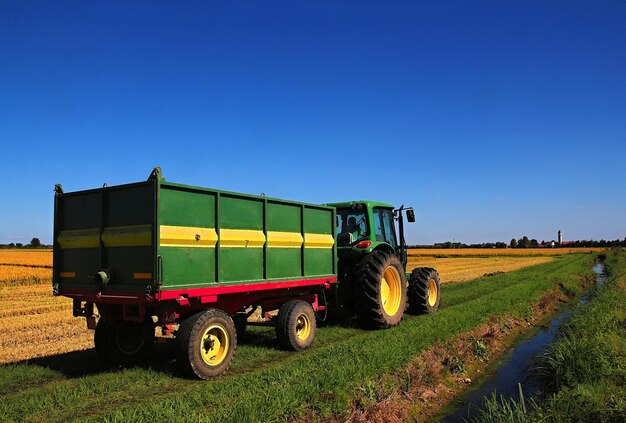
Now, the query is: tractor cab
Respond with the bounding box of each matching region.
[327,200,415,271]
[324,201,433,325]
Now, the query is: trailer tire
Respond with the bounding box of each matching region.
[276,300,316,351]
[177,309,236,380]
[234,313,248,343]
[94,319,111,363]
[407,267,441,314]
[94,320,154,365]
[355,250,407,329]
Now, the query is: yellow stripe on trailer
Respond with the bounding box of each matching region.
[102,224,152,247]
[160,225,218,248]
[57,228,100,249]
[58,226,335,250]
[58,225,153,249]
[266,231,303,249]
[304,233,335,249]
[219,229,266,248]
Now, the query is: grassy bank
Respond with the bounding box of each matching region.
[0,254,593,422]
[471,249,626,422]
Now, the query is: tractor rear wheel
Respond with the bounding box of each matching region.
[355,250,407,329]
[407,267,441,314]
[276,300,316,351]
[94,320,154,365]
[177,309,236,379]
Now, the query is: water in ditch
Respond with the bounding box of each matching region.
[441,260,606,422]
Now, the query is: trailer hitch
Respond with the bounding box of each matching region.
[73,300,98,329]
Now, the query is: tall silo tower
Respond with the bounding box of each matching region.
[558,230,563,245]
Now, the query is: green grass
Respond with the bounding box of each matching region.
[468,390,539,423]
[0,254,594,422]
[469,249,626,422]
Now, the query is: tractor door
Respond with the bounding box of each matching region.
[372,207,398,248]
[373,207,402,262]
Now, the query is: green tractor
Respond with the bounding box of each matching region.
[326,201,441,328]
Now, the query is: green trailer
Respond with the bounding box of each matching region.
[53,168,440,379]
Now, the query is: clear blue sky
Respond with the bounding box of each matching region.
[1,1,625,245]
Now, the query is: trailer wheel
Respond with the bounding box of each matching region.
[94,319,111,363]
[355,250,407,329]
[94,320,154,365]
[234,313,248,343]
[276,300,316,351]
[407,267,441,314]
[177,309,236,379]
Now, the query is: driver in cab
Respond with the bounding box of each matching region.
[346,216,362,239]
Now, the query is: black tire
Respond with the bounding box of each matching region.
[234,313,248,343]
[94,319,111,363]
[355,250,407,329]
[176,309,236,379]
[94,319,154,365]
[407,267,441,314]
[276,300,316,351]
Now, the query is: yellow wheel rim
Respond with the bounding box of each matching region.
[200,324,229,366]
[295,313,311,341]
[428,279,438,307]
[381,265,402,316]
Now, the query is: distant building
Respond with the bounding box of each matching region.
[558,230,563,245]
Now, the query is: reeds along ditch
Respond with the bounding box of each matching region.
[470,249,626,423]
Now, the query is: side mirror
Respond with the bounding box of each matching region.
[406,209,415,223]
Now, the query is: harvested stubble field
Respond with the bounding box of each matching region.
[0,250,91,364]
[409,247,607,256]
[408,255,554,283]
[0,249,52,267]
[406,247,606,284]
[0,265,53,284]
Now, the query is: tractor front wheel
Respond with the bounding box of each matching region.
[355,250,407,329]
[407,267,441,314]
[276,300,316,351]
[176,309,236,379]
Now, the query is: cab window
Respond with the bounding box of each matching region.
[374,208,397,248]
[336,206,368,246]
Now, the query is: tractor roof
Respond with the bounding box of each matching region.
[324,200,395,210]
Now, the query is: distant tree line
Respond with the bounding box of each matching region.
[558,239,626,248]
[0,238,51,249]
[411,236,626,249]
[510,236,539,248]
